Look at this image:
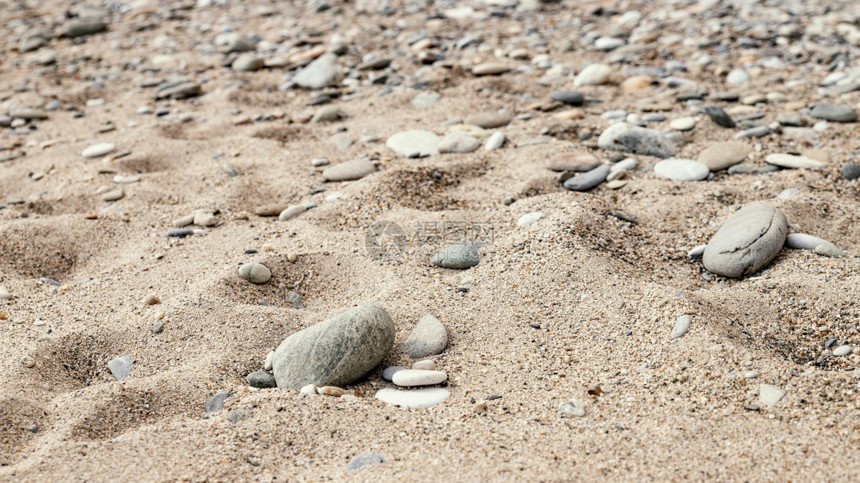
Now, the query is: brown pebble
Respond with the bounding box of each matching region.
[287,253,298,263]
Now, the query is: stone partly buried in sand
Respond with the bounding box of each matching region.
[698,141,751,171]
[597,123,676,158]
[375,387,450,409]
[272,304,395,389]
[702,203,788,278]
[785,233,845,257]
[562,164,609,191]
[239,262,271,284]
[431,242,481,269]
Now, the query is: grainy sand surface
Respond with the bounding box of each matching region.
[1,0,859,480]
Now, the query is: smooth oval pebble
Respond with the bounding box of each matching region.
[597,123,676,158]
[403,314,447,359]
[654,159,710,181]
[833,345,852,357]
[278,205,308,221]
[698,141,751,171]
[669,117,697,131]
[671,315,691,339]
[703,203,788,278]
[563,164,609,191]
[687,245,707,258]
[386,130,440,157]
[546,152,600,172]
[438,133,481,154]
[785,233,842,255]
[239,262,272,284]
[472,62,511,76]
[391,369,447,387]
[375,388,450,409]
[318,386,346,397]
[431,243,480,269]
[81,143,115,158]
[484,131,506,151]
[322,159,375,181]
[299,384,318,395]
[517,212,542,227]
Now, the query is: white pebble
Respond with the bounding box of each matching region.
[299,384,318,395]
[391,369,447,387]
[484,131,506,151]
[517,212,542,227]
[833,345,852,357]
[375,388,450,409]
[81,142,116,158]
[671,315,691,339]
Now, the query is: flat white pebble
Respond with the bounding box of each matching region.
[81,142,116,158]
[375,388,450,409]
[671,315,691,339]
[517,212,542,227]
[391,369,447,387]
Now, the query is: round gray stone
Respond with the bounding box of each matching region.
[246,370,277,388]
[702,203,788,278]
[272,304,396,389]
[239,262,272,284]
[403,314,448,358]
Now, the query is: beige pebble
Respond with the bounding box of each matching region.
[318,386,346,397]
[412,360,436,370]
[143,294,160,305]
[21,356,35,368]
[287,253,298,263]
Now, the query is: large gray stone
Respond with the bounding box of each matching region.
[597,123,676,158]
[272,304,396,389]
[403,314,448,358]
[702,203,788,278]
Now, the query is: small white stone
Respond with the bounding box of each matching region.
[0,286,11,300]
[833,345,852,357]
[391,369,447,387]
[671,315,691,339]
[375,388,450,409]
[559,399,586,417]
[484,131,506,151]
[263,351,274,370]
[299,384,318,395]
[759,383,786,405]
[278,205,308,221]
[669,117,697,131]
[574,63,612,87]
[687,245,707,258]
[517,212,542,227]
[193,212,217,227]
[81,142,116,158]
[412,360,436,371]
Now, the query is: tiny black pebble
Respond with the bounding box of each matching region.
[488,395,502,401]
[245,249,258,254]
[529,323,541,329]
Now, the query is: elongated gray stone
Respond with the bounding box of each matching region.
[563,164,609,191]
[272,304,395,389]
[403,314,448,358]
[785,233,844,257]
[702,203,788,278]
[431,242,480,269]
[809,104,857,122]
[597,123,676,158]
